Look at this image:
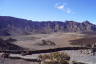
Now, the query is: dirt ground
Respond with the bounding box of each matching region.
[8,32,85,50]
[0,32,95,64]
[0,58,39,64]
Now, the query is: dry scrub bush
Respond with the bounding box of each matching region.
[38,52,70,64]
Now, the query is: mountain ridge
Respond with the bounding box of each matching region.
[0,16,96,36]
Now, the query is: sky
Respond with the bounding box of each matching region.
[0,0,96,23]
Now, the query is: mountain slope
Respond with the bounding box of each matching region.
[0,16,96,36]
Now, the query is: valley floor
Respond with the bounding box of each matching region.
[1,32,96,64]
[10,32,85,50]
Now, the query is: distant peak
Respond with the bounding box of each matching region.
[82,20,92,24]
[65,21,78,24]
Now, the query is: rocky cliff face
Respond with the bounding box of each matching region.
[0,16,96,36]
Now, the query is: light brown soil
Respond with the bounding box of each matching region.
[11,32,85,50]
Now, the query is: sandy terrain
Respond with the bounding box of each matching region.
[0,32,95,64]
[8,32,85,50]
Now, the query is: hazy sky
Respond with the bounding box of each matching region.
[0,0,96,23]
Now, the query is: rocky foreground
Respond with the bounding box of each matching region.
[0,50,91,64]
[0,58,39,64]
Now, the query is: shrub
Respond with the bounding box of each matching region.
[38,52,70,64]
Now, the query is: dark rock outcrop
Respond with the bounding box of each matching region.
[0,38,23,50]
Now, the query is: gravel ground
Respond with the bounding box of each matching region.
[0,58,40,64]
[0,50,95,64]
[64,50,96,64]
